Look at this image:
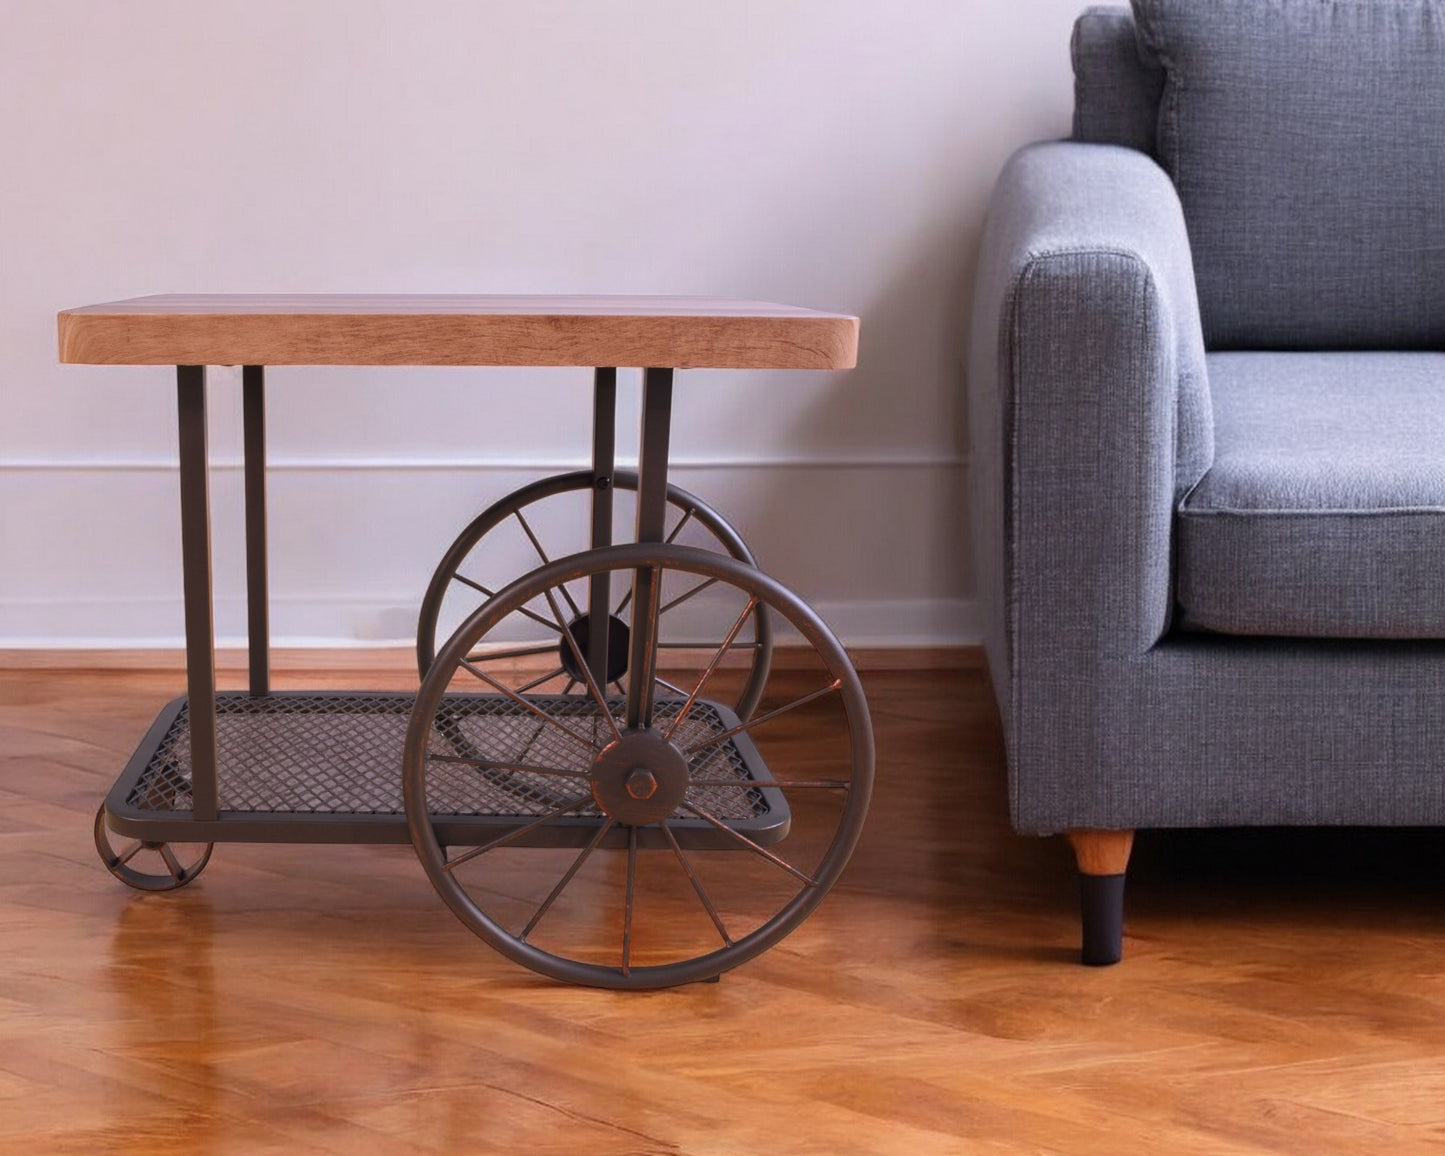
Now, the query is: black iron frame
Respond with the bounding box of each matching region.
[176,366,218,822]
[243,364,269,697]
[103,364,773,849]
[586,367,616,688]
[625,368,673,730]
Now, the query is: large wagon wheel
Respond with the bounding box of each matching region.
[416,471,773,721]
[403,544,872,989]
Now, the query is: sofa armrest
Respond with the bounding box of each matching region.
[967,142,1210,741]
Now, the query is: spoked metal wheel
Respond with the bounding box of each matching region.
[403,543,873,989]
[93,805,213,891]
[416,470,773,720]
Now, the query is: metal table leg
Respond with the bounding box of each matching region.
[176,365,218,822]
[242,365,269,697]
[625,367,674,730]
[587,368,616,688]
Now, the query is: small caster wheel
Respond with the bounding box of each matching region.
[94,805,213,891]
[405,543,873,990]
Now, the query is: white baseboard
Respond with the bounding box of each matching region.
[807,598,978,648]
[0,453,967,474]
[0,594,980,650]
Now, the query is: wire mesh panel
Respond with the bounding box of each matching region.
[425,695,765,820]
[125,692,769,827]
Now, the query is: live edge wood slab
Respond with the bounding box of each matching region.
[57,294,858,370]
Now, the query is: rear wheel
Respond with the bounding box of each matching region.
[416,471,773,720]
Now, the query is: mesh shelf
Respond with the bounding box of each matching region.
[108,691,785,848]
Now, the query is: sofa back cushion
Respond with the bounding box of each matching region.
[1072,6,1164,152]
[1132,0,1445,349]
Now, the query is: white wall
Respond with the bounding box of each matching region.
[0,0,1083,648]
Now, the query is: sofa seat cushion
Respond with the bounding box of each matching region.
[1178,353,1445,638]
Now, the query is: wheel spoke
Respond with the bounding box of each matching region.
[665,506,695,545]
[114,840,144,867]
[428,753,588,780]
[664,597,758,740]
[660,820,732,946]
[514,510,583,619]
[613,586,633,619]
[516,717,547,765]
[655,675,689,699]
[521,818,614,940]
[680,802,818,887]
[684,680,842,756]
[464,643,558,665]
[515,666,567,694]
[159,844,185,882]
[513,508,551,564]
[659,577,718,616]
[459,660,601,753]
[442,795,593,872]
[657,641,760,649]
[562,678,579,695]
[612,508,694,619]
[622,824,637,976]
[452,573,563,634]
[542,586,622,744]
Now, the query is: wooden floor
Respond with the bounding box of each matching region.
[5,655,1445,1154]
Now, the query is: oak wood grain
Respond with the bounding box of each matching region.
[1067,828,1136,876]
[8,657,1445,1153]
[57,294,859,369]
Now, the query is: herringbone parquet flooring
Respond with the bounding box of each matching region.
[4,654,1445,1153]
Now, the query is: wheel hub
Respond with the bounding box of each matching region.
[560,613,630,685]
[589,728,690,825]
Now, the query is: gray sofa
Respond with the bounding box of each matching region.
[968,0,1445,964]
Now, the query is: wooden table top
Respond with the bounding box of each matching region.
[57,294,858,370]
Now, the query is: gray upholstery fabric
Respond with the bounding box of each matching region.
[1057,636,1445,831]
[968,8,1445,839]
[967,141,1210,792]
[1131,0,1445,350]
[1179,353,1445,638]
[1071,6,1162,152]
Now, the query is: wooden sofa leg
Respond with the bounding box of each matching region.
[1065,830,1134,967]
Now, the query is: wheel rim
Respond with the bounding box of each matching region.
[415,471,773,719]
[404,544,873,989]
[94,805,213,892]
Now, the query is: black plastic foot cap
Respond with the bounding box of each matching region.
[1079,871,1126,966]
